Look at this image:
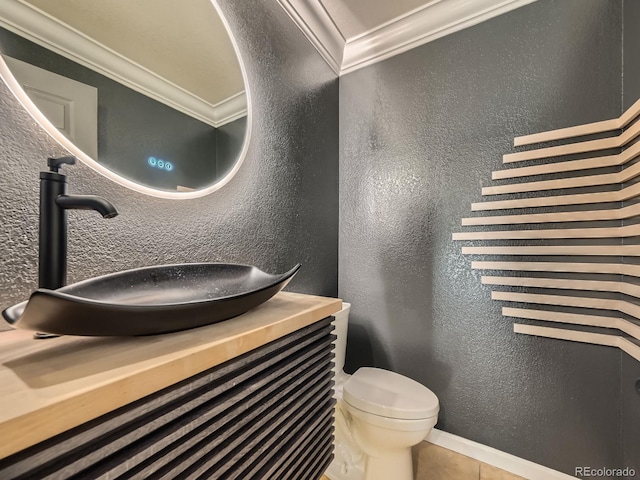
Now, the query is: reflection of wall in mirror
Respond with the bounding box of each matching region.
[216,117,247,179]
[0,26,240,192]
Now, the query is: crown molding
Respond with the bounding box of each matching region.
[278,0,538,76]
[0,0,246,128]
[341,0,538,74]
[277,0,344,75]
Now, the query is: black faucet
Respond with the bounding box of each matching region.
[39,156,118,291]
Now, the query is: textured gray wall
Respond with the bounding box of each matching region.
[623,0,640,111]
[621,0,640,472]
[0,0,339,331]
[339,0,624,474]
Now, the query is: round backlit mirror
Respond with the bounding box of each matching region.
[0,0,250,198]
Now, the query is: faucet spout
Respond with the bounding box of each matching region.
[38,157,118,291]
[56,195,118,218]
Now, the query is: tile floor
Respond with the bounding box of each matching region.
[413,442,525,480]
[321,441,525,480]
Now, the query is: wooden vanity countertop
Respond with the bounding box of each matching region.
[0,291,341,459]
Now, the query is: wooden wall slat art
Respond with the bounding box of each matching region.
[502,307,640,340]
[483,276,640,298]
[514,324,640,362]
[463,203,640,226]
[455,224,640,240]
[471,183,640,211]
[513,98,640,146]
[483,161,640,196]
[454,99,640,361]
[493,142,640,180]
[462,245,635,255]
[471,261,640,277]
[482,167,637,196]
[504,108,640,162]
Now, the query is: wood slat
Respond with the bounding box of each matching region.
[503,115,640,163]
[616,338,640,362]
[462,203,640,226]
[453,223,640,240]
[491,291,640,321]
[483,276,640,300]
[513,324,640,362]
[472,182,640,211]
[263,416,332,479]
[514,98,640,147]
[471,261,640,277]
[493,142,640,180]
[502,307,640,341]
[461,245,629,256]
[483,160,640,196]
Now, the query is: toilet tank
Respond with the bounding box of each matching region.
[331,303,351,376]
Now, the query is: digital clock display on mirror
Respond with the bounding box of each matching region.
[147,156,173,172]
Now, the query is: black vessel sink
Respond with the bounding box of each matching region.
[2,263,301,336]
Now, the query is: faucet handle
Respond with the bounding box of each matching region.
[47,156,76,173]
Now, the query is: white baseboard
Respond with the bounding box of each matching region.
[426,428,577,480]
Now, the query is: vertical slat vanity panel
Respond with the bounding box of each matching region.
[0,317,335,480]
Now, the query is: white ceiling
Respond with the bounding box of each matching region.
[279,0,538,75]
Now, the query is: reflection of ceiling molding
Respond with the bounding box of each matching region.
[0,0,246,128]
[213,91,248,126]
[277,0,537,76]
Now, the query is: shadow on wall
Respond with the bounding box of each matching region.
[344,322,383,372]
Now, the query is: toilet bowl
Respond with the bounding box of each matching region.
[327,304,439,480]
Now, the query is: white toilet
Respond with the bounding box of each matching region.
[327,304,439,480]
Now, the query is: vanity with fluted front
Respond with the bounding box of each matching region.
[0,291,341,479]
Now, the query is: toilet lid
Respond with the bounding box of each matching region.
[343,367,439,420]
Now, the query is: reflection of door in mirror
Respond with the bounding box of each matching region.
[3,55,98,159]
[0,0,249,195]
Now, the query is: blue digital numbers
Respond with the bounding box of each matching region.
[147,157,173,172]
